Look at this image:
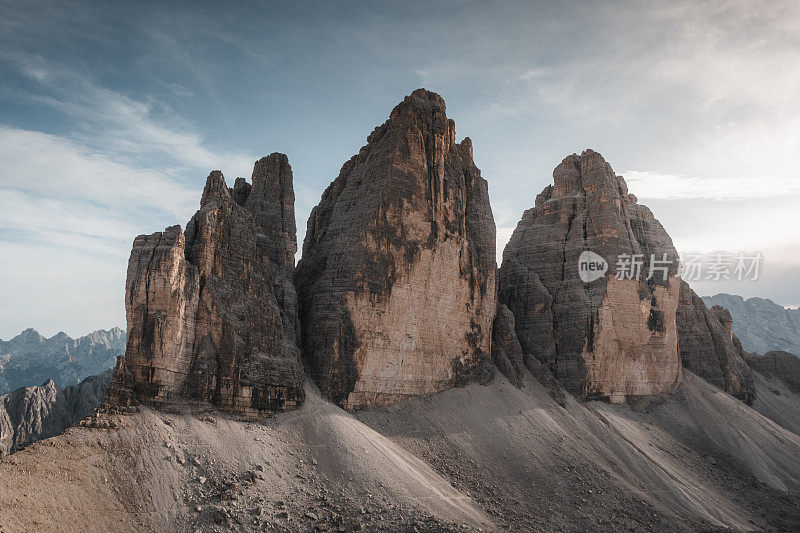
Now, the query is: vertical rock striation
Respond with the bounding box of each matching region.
[106,154,304,416]
[295,89,497,409]
[676,284,755,403]
[498,150,682,402]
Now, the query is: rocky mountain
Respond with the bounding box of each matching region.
[2,90,800,532]
[0,328,125,395]
[676,290,755,402]
[702,293,800,357]
[295,89,496,410]
[497,150,682,403]
[106,154,304,417]
[0,369,112,456]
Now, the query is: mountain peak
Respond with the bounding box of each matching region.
[296,89,495,409]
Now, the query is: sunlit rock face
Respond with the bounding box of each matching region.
[295,89,497,410]
[498,150,682,402]
[106,154,305,416]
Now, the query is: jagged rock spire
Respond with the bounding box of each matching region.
[296,88,497,409]
[498,150,682,402]
[106,154,304,416]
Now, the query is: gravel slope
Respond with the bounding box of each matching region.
[0,372,798,532]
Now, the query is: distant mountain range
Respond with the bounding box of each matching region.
[0,328,126,395]
[702,294,800,357]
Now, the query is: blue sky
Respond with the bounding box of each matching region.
[1,0,799,338]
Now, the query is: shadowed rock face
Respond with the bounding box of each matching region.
[106,154,304,416]
[498,150,682,402]
[745,351,800,395]
[295,89,497,409]
[491,303,525,387]
[676,282,755,403]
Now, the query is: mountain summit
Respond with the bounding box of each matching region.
[498,150,682,402]
[0,328,124,394]
[295,89,497,409]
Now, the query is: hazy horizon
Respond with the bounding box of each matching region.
[2,0,799,339]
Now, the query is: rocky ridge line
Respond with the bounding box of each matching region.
[0,328,125,394]
[0,369,112,456]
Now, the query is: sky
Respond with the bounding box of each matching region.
[1,0,799,339]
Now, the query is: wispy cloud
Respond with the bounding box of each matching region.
[0,128,198,252]
[623,171,800,201]
[4,53,255,177]
[0,53,260,337]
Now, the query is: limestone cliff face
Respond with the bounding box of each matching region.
[498,150,682,402]
[295,89,496,409]
[676,283,755,403]
[106,154,304,416]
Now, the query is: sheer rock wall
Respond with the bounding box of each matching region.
[296,89,496,409]
[106,154,304,416]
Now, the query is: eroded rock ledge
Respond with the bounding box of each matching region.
[106,154,304,417]
[295,89,497,410]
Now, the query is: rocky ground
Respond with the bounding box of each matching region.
[1,370,799,532]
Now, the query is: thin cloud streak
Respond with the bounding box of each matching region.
[2,51,256,178]
[624,171,800,201]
